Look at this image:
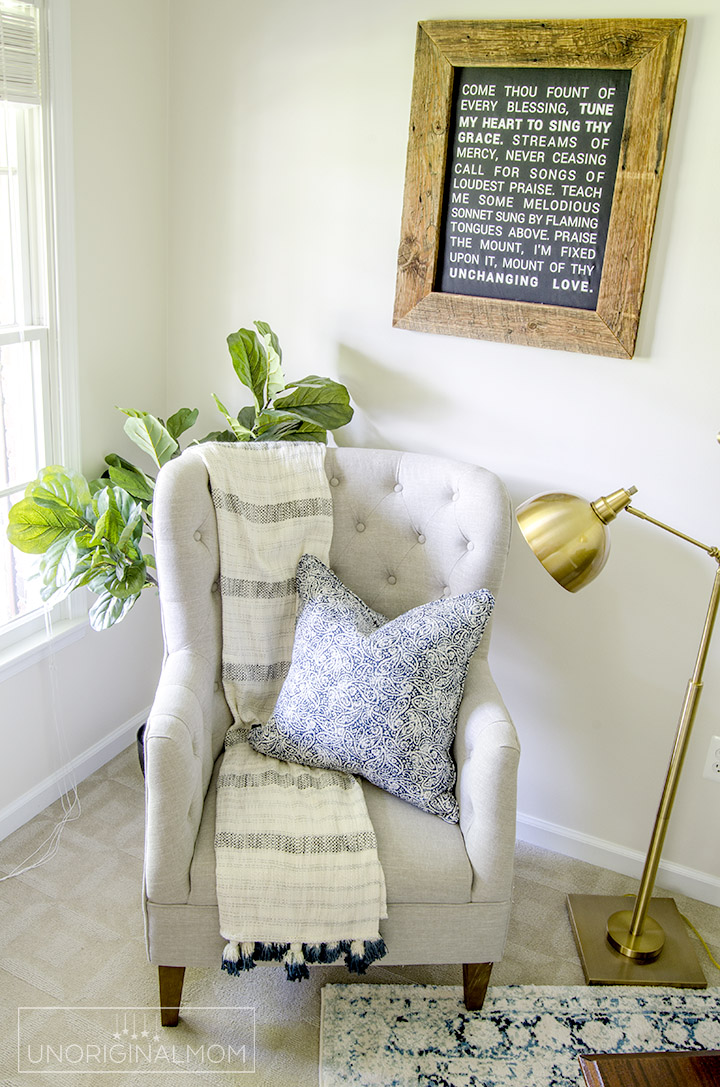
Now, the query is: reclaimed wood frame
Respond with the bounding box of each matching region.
[393,19,686,358]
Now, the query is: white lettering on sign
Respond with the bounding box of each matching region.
[438,66,630,307]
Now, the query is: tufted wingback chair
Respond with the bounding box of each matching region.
[143,446,520,1023]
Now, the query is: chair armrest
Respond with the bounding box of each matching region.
[143,649,231,904]
[454,658,521,903]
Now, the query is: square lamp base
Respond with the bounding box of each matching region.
[566,894,707,987]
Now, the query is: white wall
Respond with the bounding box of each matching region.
[71,0,169,466]
[0,0,167,834]
[166,0,720,898]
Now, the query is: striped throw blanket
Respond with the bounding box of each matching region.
[191,441,387,980]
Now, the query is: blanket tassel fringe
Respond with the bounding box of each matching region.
[222,937,387,981]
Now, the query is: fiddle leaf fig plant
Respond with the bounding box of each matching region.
[6,321,353,630]
[206,320,351,444]
[8,467,154,630]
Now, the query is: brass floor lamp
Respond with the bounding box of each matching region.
[516,485,718,987]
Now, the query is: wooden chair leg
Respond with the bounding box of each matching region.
[158,965,186,1027]
[463,962,493,1011]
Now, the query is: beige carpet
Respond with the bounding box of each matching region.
[1,745,718,1085]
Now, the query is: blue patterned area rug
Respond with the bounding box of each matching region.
[319,984,720,1086]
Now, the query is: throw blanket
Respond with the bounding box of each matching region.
[191,442,387,980]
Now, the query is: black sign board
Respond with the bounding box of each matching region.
[436,67,631,310]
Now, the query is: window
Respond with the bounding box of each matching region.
[0,0,77,655]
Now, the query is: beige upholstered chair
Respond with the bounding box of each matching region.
[143,446,520,1023]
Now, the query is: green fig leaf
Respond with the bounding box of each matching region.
[122,413,178,468]
[88,590,139,631]
[254,321,285,400]
[212,394,253,441]
[165,407,199,441]
[273,376,353,430]
[104,455,155,502]
[227,327,269,410]
[7,492,85,554]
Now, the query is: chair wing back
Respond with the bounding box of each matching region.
[152,445,512,704]
[326,448,512,653]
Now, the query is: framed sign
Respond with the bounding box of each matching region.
[393,20,686,358]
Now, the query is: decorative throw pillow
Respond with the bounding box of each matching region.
[248,554,494,822]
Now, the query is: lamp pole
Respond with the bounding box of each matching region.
[517,486,717,985]
[606,517,720,960]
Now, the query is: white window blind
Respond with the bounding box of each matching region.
[0,2,40,105]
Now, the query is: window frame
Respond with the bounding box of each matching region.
[0,0,83,673]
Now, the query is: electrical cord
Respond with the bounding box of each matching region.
[0,607,81,882]
[620,892,720,971]
[679,911,720,971]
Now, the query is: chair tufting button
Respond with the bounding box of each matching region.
[329,477,339,487]
[394,483,403,493]
[387,575,396,585]
[356,522,365,532]
[211,580,219,593]
[451,492,459,502]
[442,586,451,597]
[193,530,202,542]
[417,533,426,544]
[466,541,475,552]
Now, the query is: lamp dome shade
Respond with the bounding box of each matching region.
[516,491,611,593]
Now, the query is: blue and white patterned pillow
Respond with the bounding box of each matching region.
[248,554,495,822]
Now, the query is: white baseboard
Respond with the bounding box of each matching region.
[0,707,150,843]
[517,811,720,909]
